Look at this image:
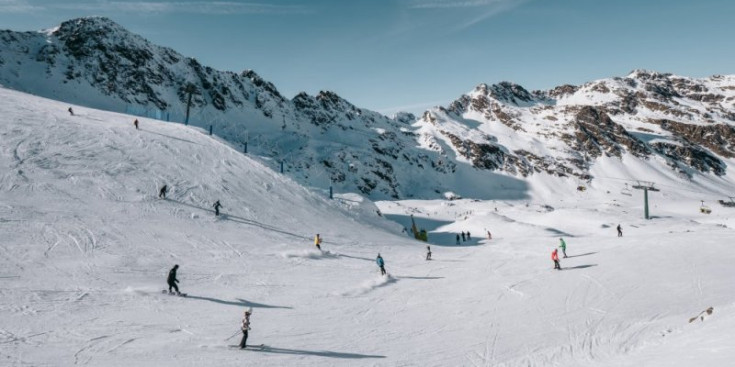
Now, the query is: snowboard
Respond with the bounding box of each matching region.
[229,344,265,350]
[161,290,188,297]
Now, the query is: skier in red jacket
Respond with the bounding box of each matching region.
[552,249,561,270]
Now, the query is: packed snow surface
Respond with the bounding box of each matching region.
[1,87,734,366]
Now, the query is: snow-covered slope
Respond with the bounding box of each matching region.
[2,87,735,366]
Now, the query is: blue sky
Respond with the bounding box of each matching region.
[1,0,733,115]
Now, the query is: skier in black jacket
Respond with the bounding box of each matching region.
[167,264,180,295]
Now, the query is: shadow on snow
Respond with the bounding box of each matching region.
[383,213,483,247]
[562,264,597,270]
[186,295,292,309]
[254,345,386,359]
[565,252,597,258]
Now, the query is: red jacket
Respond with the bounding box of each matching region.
[551,250,559,261]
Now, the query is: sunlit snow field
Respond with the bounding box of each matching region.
[1,87,734,366]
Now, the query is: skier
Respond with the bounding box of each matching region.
[426,245,432,261]
[461,232,466,242]
[487,231,492,240]
[552,249,561,270]
[238,308,252,349]
[67,107,74,116]
[158,185,167,199]
[617,224,623,237]
[559,238,567,258]
[314,234,322,251]
[213,200,222,216]
[456,234,460,245]
[467,231,471,240]
[376,253,386,276]
[134,119,139,130]
[167,264,181,294]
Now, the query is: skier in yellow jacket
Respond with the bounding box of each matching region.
[314,234,322,251]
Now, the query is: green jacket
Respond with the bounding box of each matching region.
[559,239,566,249]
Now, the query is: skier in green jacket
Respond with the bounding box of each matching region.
[559,238,567,258]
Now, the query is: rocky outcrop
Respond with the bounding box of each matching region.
[569,106,650,159]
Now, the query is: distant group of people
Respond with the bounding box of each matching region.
[455,231,471,245]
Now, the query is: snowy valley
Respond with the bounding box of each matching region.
[1,16,735,367]
[1,85,735,366]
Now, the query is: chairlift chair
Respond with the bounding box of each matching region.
[700,200,712,214]
[620,183,632,196]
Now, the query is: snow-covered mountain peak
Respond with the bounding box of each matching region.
[55,16,128,35]
[1,18,734,200]
[468,81,536,106]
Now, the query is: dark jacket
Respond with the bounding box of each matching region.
[167,267,179,284]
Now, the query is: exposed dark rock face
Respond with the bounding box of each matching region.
[569,106,650,159]
[656,120,735,159]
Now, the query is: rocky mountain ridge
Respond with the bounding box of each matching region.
[1,17,734,199]
[421,70,735,182]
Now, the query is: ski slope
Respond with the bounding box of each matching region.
[1,87,734,366]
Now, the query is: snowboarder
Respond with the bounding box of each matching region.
[617,224,623,237]
[133,119,139,130]
[559,238,567,258]
[552,249,561,270]
[239,308,252,349]
[467,231,471,240]
[376,253,386,276]
[213,200,222,216]
[167,264,181,294]
[426,245,432,261]
[314,234,322,251]
[461,232,466,242]
[456,234,460,245]
[487,231,492,240]
[159,185,167,199]
[67,107,74,116]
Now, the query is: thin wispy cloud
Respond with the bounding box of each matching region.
[0,1,312,15]
[408,0,516,9]
[404,0,529,32]
[0,0,42,13]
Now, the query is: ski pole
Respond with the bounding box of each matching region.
[225,329,240,341]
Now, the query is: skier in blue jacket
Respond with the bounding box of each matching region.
[376,254,386,276]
